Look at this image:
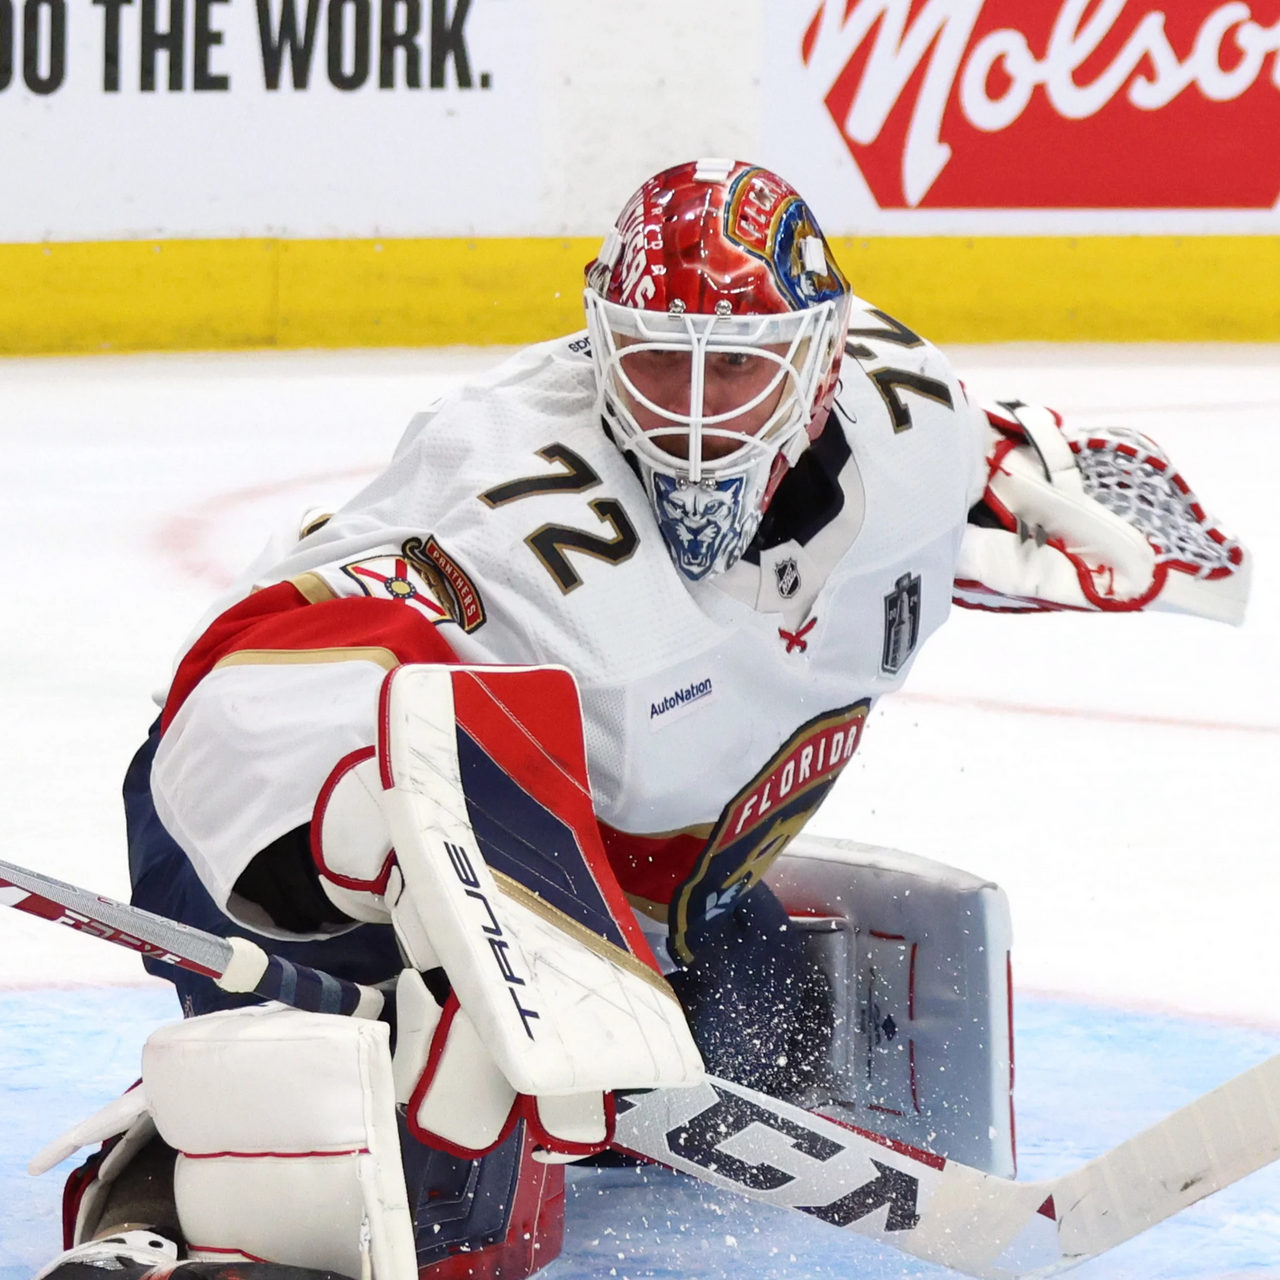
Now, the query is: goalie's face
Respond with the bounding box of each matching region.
[616,341,792,461]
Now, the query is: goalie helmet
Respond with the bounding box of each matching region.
[584,159,852,582]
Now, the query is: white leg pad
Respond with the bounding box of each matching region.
[142,1005,416,1280]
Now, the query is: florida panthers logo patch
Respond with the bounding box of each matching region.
[402,536,486,633]
[340,556,449,622]
[669,700,871,963]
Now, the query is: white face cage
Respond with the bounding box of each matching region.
[584,292,846,581]
[586,293,843,484]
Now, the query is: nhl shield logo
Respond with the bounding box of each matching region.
[881,573,921,674]
[775,557,801,600]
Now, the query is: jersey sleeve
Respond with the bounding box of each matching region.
[151,574,461,930]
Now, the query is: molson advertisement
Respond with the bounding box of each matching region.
[764,0,1280,231]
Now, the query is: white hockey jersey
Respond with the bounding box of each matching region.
[152,302,986,962]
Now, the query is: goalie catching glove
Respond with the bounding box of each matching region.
[956,401,1250,623]
[312,663,703,1159]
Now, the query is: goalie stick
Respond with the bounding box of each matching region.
[4,854,1279,1279]
[0,857,384,1019]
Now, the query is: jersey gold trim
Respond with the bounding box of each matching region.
[213,646,400,672]
[290,572,339,605]
[625,893,671,924]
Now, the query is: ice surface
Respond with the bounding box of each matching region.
[3,990,1278,1280]
[0,343,1277,1276]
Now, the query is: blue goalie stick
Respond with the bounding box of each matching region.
[4,853,1279,1279]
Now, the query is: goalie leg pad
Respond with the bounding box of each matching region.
[142,1005,417,1280]
[400,1120,565,1280]
[64,1125,183,1251]
[764,833,1016,1178]
[315,664,703,1160]
[394,974,610,1159]
[39,1242,350,1280]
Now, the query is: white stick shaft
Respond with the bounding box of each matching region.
[1055,1050,1280,1262]
[0,855,233,977]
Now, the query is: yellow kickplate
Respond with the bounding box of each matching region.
[836,236,1280,344]
[1,235,1277,355]
[0,239,281,354]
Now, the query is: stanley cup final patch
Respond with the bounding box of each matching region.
[881,573,921,675]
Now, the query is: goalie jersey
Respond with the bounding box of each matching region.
[151,306,986,964]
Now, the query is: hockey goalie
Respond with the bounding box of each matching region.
[34,160,1249,1280]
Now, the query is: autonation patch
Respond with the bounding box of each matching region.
[649,677,717,731]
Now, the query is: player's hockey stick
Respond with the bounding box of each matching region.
[5,853,1279,1278]
[0,857,384,1018]
[614,1059,1280,1278]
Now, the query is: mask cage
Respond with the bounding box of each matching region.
[585,293,844,486]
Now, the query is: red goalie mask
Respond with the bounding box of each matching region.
[584,159,852,582]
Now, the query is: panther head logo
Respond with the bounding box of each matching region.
[652,474,748,581]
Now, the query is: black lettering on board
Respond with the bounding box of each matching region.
[257,0,320,89]
[326,0,369,90]
[194,0,229,88]
[0,0,485,95]
[0,0,13,90]
[22,0,64,94]
[378,0,418,87]
[141,0,183,90]
[92,0,131,90]
[429,0,468,87]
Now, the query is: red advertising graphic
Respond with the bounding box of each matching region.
[801,0,1280,208]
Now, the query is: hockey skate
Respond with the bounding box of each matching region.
[34,1230,347,1280]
